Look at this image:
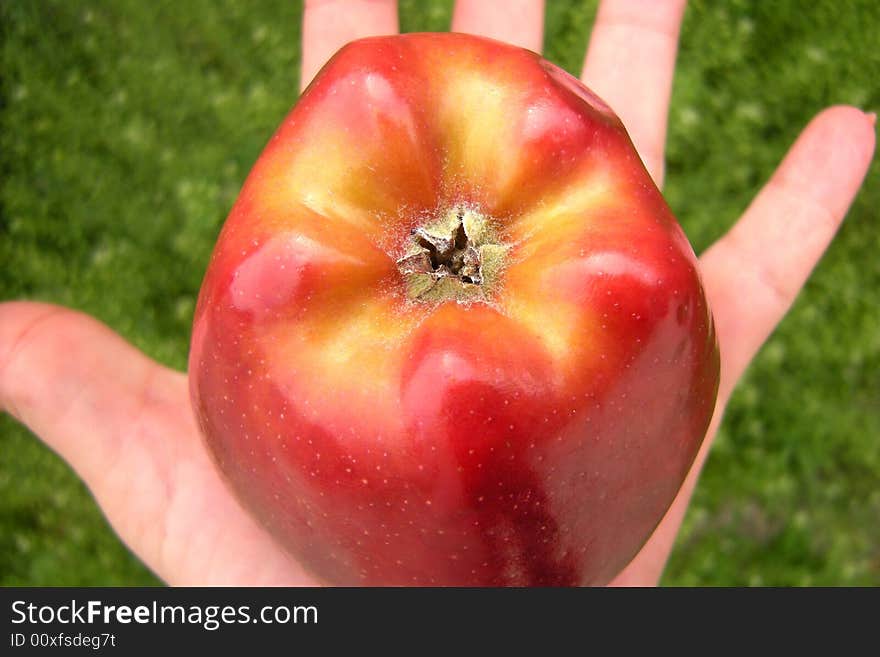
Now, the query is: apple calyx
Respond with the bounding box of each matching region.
[396,207,509,303]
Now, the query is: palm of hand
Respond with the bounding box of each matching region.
[0,1,874,586]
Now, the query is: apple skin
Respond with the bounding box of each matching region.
[189,33,720,586]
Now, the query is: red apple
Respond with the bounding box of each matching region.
[189,33,719,586]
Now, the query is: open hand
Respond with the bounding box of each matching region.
[0,0,874,585]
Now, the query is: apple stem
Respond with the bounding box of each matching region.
[397,207,509,303]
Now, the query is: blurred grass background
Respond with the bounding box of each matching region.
[1,0,878,586]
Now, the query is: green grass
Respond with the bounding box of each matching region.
[1,0,878,586]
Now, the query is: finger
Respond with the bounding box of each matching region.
[451,0,545,52]
[611,107,876,586]
[0,301,314,585]
[300,0,398,92]
[701,106,876,399]
[0,301,186,575]
[0,302,181,483]
[581,0,687,186]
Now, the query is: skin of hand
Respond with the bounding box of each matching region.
[0,0,875,586]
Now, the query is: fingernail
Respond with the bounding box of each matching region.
[866,111,877,126]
